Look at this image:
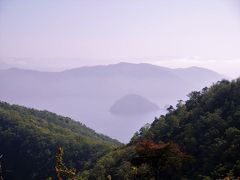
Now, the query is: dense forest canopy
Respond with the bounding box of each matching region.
[86,78,240,179]
[0,102,121,179]
[0,78,240,179]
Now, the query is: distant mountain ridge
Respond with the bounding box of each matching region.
[0,62,227,142]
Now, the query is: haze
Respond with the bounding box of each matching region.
[0,63,228,142]
[0,0,240,78]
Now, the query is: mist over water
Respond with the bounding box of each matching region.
[5,95,166,143]
[70,108,166,143]
[0,63,227,142]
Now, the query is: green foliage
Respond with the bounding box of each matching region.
[88,78,240,179]
[134,78,240,179]
[83,146,137,180]
[0,102,121,179]
[1,78,240,179]
[55,147,76,180]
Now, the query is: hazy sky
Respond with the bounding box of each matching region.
[0,0,240,77]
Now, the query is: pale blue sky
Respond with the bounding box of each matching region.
[0,0,240,77]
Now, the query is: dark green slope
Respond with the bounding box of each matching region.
[0,102,121,180]
[140,79,240,178]
[87,78,240,179]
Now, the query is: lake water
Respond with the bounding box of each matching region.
[2,96,167,143]
[72,109,166,143]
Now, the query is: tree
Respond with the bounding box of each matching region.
[131,140,190,179]
[55,147,76,180]
[0,155,3,180]
[167,105,175,113]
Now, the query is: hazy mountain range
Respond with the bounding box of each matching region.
[0,62,227,142]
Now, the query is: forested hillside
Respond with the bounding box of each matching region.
[0,102,121,179]
[1,78,239,180]
[86,78,240,179]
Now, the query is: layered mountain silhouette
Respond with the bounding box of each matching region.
[0,62,227,142]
